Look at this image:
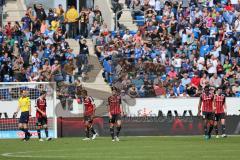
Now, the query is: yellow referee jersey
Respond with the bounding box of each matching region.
[18,97,31,112]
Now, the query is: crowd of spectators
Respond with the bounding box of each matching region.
[0,3,103,85]
[97,0,240,98]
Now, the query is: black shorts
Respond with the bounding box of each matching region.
[202,112,214,120]
[36,117,48,126]
[84,115,93,123]
[19,111,29,124]
[109,114,121,124]
[215,113,225,121]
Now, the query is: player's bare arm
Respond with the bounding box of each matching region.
[198,97,202,116]
[108,105,112,119]
[120,104,124,116]
[213,95,216,112]
[224,98,227,115]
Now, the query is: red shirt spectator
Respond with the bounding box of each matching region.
[5,22,12,37]
[168,67,177,79]
[191,74,201,88]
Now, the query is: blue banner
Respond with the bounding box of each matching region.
[0,130,55,139]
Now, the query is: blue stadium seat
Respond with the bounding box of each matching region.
[129,30,137,36]
[0,89,11,100]
[235,92,240,97]
[135,16,145,26]
[111,31,117,37]
[156,16,162,22]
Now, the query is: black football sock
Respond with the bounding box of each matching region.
[116,126,121,137]
[45,128,49,138]
[204,125,208,136]
[222,125,226,134]
[37,129,41,139]
[23,129,29,139]
[214,126,218,135]
[90,126,96,135]
[110,127,114,139]
[208,125,214,136]
[85,128,90,138]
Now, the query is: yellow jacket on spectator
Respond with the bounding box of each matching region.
[51,20,60,31]
[66,7,78,23]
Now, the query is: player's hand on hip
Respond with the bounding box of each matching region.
[109,114,112,119]
[42,113,46,117]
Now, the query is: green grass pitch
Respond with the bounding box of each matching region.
[0,136,240,160]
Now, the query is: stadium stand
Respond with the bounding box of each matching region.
[0,0,239,100]
[97,0,240,98]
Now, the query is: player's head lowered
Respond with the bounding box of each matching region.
[111,87,118,95]
[40,91,47,98]
[81,90,88,97]
[20,89,28,97]
[216,87,223,95]
[204,85,210,94]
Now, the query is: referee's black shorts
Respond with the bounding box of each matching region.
[19,111,29,124]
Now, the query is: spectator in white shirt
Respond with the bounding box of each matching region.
[207,55,218,76]
[209,73,222,88]
[172,54,182,73]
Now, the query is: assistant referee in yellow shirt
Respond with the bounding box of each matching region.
[14,89,32,141]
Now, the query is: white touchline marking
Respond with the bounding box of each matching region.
[1,150,69,158]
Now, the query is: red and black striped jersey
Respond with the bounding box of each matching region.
[108,95,121,115]
[214,94,226,114]
[36,98,47,118]
[83,96,95,116]
[201,93,214,112]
